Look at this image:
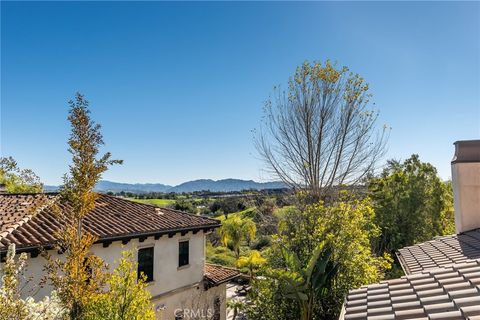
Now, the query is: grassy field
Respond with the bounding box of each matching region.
[128,198,176,207]
[215,207,256,221]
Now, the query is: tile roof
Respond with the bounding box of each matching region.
[397,229,480,275]
[204,263,240,286]
[0,193,220,252]
[342,259,480,320]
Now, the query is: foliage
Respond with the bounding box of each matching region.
[83,250,155,320]
[46,93,122,319]
[226,299,245,320]
[244,276,299,320]
[173,199,197,214]
[369,154,455,256]
[206,243,238,267]
[250,235,272,251]
[255,60,388,200]
[0,244,67,320]
[210,197,247,215]
[0,244,29,319]
[236,250,266,280]
[0,157,42,193]
[219,216,256,258]
[248,193,391,319]
[267,242,338,320]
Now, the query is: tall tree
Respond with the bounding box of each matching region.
[256,61,388,200]
[47,93,122,319]
[369,154,455,256]
[0,157,42,193]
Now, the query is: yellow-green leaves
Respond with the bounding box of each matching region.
[83,250,155,320]
[219,216,257,258]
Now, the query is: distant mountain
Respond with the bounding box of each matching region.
[94,180,172,193]
[45,179,287,193]
[169,179,286,193]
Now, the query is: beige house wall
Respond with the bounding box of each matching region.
[152,283,227,320]
[5,231,226,320]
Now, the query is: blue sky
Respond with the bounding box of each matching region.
[1,1,479,186]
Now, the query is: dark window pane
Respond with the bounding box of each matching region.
[179,241,189,267]
[213,297,221,320]
[138,247,154,282]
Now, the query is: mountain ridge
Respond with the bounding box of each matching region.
[44,179,287,193]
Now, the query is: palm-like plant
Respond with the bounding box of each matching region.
[268,241,338,320]
[237,250,267,281]
[219,216,256,258]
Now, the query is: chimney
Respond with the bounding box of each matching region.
[451,140,480,233]
[0,183,7,194]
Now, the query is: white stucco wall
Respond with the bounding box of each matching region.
[8,230,207,301]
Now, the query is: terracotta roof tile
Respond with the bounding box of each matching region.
[0,193,220,252]
[204,263,240,286]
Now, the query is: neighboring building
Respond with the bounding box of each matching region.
[340,140,480,320]
[0,193,239,320]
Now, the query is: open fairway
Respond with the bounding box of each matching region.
[128,198,176,207]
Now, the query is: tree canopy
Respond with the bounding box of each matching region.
[0,157,42,193]
[369,154,455,256]
[256,61,388,199]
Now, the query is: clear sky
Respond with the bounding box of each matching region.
[1,1,479,186]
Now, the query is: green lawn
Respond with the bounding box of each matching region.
[128,198,176,207]
[215,207,256,221]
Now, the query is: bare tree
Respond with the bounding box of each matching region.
[255,61,388,200]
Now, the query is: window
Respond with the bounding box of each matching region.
[179,240,189,267]
[138,247,154,282]
[213,297,221,320]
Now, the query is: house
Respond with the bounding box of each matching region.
[340,140,480,320]
[0,193,240,320]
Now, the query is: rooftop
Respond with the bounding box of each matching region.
[204,263,241,287]
[0,193,220,253]
[397,229,480,275]
[342,259,480,320]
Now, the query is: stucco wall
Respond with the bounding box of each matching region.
[152,283,227,320]
[452,162,480,233]
[8,230,207,301]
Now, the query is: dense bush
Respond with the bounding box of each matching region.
[246,193,391,320]
[210,198,247,214]
[250,235,272,250]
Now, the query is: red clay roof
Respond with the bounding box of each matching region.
[0,193,220,252]
[204,263,240,286]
